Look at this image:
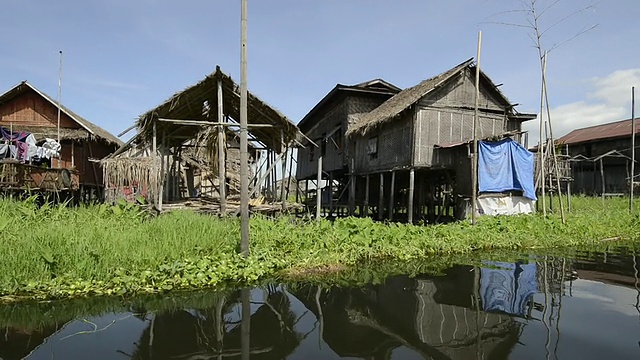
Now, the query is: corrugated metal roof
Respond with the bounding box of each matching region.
[557,118,640,145]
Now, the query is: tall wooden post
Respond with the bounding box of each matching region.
[378,172,384,221]
[316,156,322,220]
[349,158,356,215]
[389,170,396,221]
[239,0,250,255]
[538,53,548,216]
[364,175,370,217]
[408,168,415,224]
[631,86,636,212]
[328,171,334,217]
[471,31,482,224]
[158,130,165,212]
[281,147,288,210]
[600,158,605,204]
[217,79,227,213]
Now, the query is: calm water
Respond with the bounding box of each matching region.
[2,249,640,359]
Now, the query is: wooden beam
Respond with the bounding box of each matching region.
[349,158,356,215]
[157,118,277,128]
[248,151,286,198]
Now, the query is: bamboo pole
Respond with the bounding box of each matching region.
[538,54,547,216]
[408,168,415,224]
[217,79,227,213]
[316,156,322,220]
[56,50,63,169]
[631,86,636,213]
[542,51,566,223]
[364,174,370,217]
[471,31,482,224]
[601,158,605,204]
[378,172,384,221]
[389,170,396,221]
[239,0,249,255]
[349,158,355,215]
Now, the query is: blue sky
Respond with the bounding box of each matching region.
[0,0,637,144]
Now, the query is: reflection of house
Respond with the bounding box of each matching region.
[0,81,122,200]
[556,118,640,195]
[131,290,301,360]
[297,59,536,222]
[0,324,65,360]
[293,265,524,360]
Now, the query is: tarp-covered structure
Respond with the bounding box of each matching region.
[476,138,537,216]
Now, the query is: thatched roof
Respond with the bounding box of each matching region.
[134,66,300,153]
[298,78,400,132]
[346,58,518,137]
[0,81,123,145]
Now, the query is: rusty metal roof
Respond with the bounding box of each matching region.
[557,118,640,145]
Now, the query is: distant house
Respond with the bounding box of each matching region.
[0,81,122,200]
[556,118,640,195]
[297,59,537,222]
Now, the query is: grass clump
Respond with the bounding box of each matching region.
[0,195,638,300]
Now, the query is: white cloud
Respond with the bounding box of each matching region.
[524,68,640,145]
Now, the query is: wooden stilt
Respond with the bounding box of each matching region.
[408,168,415,224]
[364,175,370,217]
[600,158,605,203]
[378,172,384,221]
[389,170,396,221]
[349,158,356,215]
[328,171,334,217]
[316,156,322,220]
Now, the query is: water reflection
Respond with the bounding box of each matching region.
[2,249,640,359]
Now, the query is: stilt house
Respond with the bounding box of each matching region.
[0,81,122,200]
[103,66,301,213]
[297,59,536,222]
[556,118,640,196]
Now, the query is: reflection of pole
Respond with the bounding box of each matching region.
[633,250,640,320]
[239,0,250,255]
[554,258,565,359]
[542,257,551,360]
[315,286,324,349]
[473,267,482,360]
[241,288,251,360]
[215,295,226,360]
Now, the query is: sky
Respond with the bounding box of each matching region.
[0,0,638,145]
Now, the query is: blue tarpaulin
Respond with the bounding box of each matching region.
[478,138,537,200]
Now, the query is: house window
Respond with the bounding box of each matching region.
[321,133,327,157]
[332,127,343,154]
[367,136,378,160]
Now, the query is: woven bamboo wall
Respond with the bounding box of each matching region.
[352,110,413,173]
[414,108,506,167]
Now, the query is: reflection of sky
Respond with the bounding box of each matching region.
[28,312,148,359]
[510,278,640,360]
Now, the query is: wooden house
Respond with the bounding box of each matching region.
[103,66,301,213]
[297,59,536,222]
[556,118,640,196]
[0,81,122,200]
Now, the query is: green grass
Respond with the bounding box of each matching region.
[0,195,639,300]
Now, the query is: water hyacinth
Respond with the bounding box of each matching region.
[0,195,638,301]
